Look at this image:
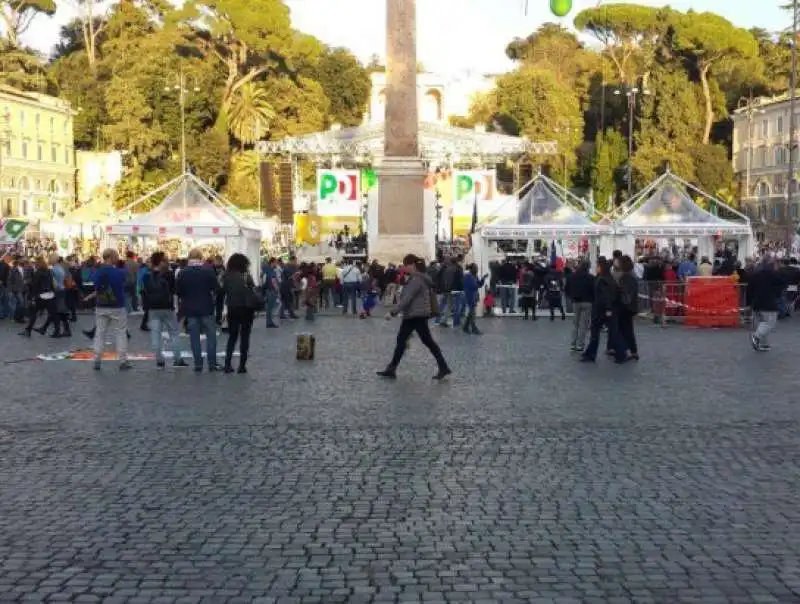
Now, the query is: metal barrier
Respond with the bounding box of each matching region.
[637,281,753,328]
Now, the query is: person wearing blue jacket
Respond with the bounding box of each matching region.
[176,249,220,372]
[462,263,487,335]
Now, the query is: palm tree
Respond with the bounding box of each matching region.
[227,82,274,147]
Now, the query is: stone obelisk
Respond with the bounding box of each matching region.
[371,0,428,262]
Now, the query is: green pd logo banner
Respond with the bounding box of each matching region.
[0,219,28,244]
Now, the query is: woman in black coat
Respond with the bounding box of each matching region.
[222,253,257,374]
[580,258,620,362]
[20,256,54,337]
[614,255,640,363]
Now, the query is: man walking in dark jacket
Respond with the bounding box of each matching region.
[565,260,594,351]
[377,255,451,380]
[748,257,785,351]
[176,249,220,371]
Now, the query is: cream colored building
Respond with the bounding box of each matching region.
[365,71,496,125]
[0,85,77,220]
[731,92,800,240]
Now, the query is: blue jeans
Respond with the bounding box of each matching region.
[187,315,217,368]
[450,291,464,326]
[498,285,516,313]
[342,283,358,315]
[0,285,7,319]
[149,309,183,363]
[7,291,22,320]
[265,290,278,325]
[583,312,622,360]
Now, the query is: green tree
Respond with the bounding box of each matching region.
[672,11,757,144]
[505,23,600,104]
[171,0,295,131]
[632,67,703,186]
[0,0,55,47]
[591,129,627,212]
[225,150,260,209]
[0,41,51,91]
[262,75,329,139]
[102,74,169,168]
[187,129,230,188]
[690,143,734,196]
[227,81,274,146]
[573,4,673,85]
[492,67,583,186]
[313,47,371,127]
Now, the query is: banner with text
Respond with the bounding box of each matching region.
[452,170,497,217]
[316,169,362,217]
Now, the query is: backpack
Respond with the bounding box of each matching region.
[145,272,172,307]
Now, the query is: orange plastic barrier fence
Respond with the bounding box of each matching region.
[684,277,739,328]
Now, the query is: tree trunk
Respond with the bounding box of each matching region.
[700,63,713,145]
[1,11,19,47]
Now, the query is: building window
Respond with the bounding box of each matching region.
[774,146,783,166]
[35,179,41,191]
[21,141,27,159]
[63,120,67,136]
[3,140,10,158]
[778,116,784,134]
[19,111,24,127]
[35,113,40,132]
[49,116,54,133]
[64,147,69,164]
[761,119,769,138]
[51,145,56,162]
[757,147,767,167]
[758,181,770,198]
[759,201,767,219]
[37,144,42,161]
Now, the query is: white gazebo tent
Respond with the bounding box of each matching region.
[472,172,612,276]
[611,170,754,262]
[105,173,262,276]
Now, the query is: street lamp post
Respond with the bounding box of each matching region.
[788,0,798,244]
[164,68,200,175]
[0,110,10,217]
[615,85,650,196]
[434,189,442,249]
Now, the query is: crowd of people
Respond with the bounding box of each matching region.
[0,243,794,377]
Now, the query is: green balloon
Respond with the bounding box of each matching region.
[550,0,572,17]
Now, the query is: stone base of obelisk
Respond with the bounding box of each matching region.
[367,156,435,264]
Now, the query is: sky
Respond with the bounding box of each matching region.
[21,0,791,77]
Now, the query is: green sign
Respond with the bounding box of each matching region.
[0,219,28,245]
[360,169,378,192]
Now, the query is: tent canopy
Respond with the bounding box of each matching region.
[107,173,260,239]
[616,171,751,236]
[481,173,611,238]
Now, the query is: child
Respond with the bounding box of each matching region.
[482,288,495,317]
[360,279,379,318]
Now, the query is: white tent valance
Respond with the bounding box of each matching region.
[479,173,613,239]
[615,171,752,237]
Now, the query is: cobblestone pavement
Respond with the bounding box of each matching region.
[0,315,799,603]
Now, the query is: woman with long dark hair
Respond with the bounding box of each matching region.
[614,254,639,363]
[580,257,619,362]
[222,253,257,374]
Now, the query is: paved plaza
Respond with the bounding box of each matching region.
[0,315,799,603]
